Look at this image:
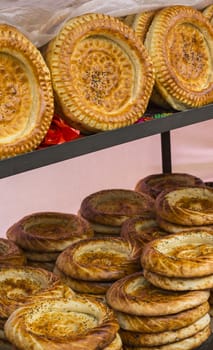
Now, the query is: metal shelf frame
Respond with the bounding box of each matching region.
[0,104,212,179]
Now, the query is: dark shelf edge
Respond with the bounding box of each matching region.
[0,104,212,179]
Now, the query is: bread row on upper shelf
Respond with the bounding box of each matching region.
[0,4,213,160]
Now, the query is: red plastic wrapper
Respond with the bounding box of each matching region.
[39,113,82,148]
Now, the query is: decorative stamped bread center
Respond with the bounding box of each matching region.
[169,244,213,259]
[71,37,133,112]
[167,24,210,89]
[26,311,97,338]
[0,53,32,137]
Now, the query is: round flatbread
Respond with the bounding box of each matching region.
[6,212,94,252]
[0,24,54,159]
[155,187,213,226]
[45,13,154,133]
[144,5,213,110]
[56,237,140,282]
[106,272,210,316]
[144,269,213,291]
[79,189,155,227]
[135,173,204,199]
[156,216,213,234]
[141,230,213,278]
[4,294,119,350]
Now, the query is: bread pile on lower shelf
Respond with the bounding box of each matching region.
[1,171,213,349]
[6,212,94,271]
[54,236,141,297]
[106,272,211,349]
[79,189,155,237]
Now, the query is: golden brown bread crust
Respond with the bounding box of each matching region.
[116,301,209,333]
[155,187,213,226]
[79,189,155,227]
[123,324,211,349]
[132,10,158,43]
[45,13,154,133]
[53,266,112,295]
[203,5,213,24]
[144,269,213,291]
[0,239,26,266]
[156,215,213,233]
[4,294,119,350]
[144,5,213,110]
[135,173,204,199]
[0,266,72,318]
[104,333,122,350]
[55,237,140,282]
[119,313,210,347]
[141,230,213,278]
[106,272,210,316]
[6,212,94,252]
[0,24,54,159]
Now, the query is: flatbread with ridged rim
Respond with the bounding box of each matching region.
[145,5,213,110]
[45,13,154,133]
[0,24,54,159]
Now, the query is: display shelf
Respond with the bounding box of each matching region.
[0,104,212,179]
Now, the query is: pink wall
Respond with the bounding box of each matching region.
[0,119,212,237]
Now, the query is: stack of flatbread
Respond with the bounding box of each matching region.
[155,186,213,233]
[124,5,213,110]
[134,173,204,199]
[6,211,94,271]
[0,265,73,348]
[106,272,211,349]
[54,236,141,297]
[79,189,155,237]
[141,230,213,292]
[5,292,122,350]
